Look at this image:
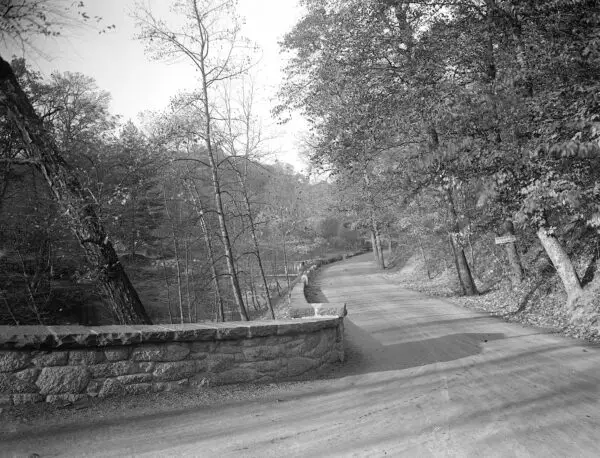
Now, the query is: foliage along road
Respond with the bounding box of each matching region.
[4,253,600,457]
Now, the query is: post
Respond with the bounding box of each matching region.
[495,220,523,286]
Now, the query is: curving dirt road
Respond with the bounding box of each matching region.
[3,253,600,457]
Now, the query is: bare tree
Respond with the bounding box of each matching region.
[135,0,254,320]
[220,80,276,318]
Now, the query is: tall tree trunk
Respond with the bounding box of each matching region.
[419,238,432,280]
[199,73,248,322]
[282,232,291,299]
[187,182,225,322]
[372,219,385,269]
[446,188,478,296]
[130,194,136,260]
[163,187,184,324]
[248,261,259,311]
[158,239,174,325]
[502,219,524,285]
[232,164,275,318]
[184,237,193,323]
[0,56,151,324]
[537,227,582,305]
[371,231,379,263]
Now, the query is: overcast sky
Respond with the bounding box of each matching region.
[8,0,308,170]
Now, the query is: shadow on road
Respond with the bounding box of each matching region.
[334,319,505,376]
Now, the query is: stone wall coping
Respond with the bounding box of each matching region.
[290,304,347,319]
[0,317,343,350]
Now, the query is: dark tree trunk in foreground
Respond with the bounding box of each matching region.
[0,56,151,325]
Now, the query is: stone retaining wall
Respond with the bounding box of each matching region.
[0,317,344,406]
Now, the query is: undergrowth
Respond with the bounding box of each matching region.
[386,250,600,344]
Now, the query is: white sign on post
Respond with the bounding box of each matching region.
[495,235,517,245]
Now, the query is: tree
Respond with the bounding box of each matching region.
[0,57,152,324]
[280,0,600,306]
[220,79,276,318]
[135,0,254,321]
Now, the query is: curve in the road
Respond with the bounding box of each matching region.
[3,253,600,457]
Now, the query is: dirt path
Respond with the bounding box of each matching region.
[4,253,600,457]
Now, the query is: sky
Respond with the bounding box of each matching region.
[7,0,308,170]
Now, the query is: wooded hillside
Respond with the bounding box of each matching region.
[1,0,599,335]
[278,0,600,336]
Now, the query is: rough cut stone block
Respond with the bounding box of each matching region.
[305,332,334,358]
[300,332,322,353]
[88,361,137,378]
[180,326,217,341]
[268,335,296,345]
[153,379,189,392]
[69,349,106,365]
[131,343,190,362]
[92,326,142,347]
[284,339,305,352]
[0,351,31,372]
[293,303,347,318]
[104,347,131,362]
[246,323,279,338]
[0,373,38,394]
[151,324,215,342]
[117,373,153,385]
[153,360,203,381]
[124,383,153,395]
[287,357,319,377]
[289,307,315,319]
[207,354,235,373]
[130,325,175,342]
[190,341,216,353]
[276,322,302,336]
[45,393,86,404]
[240,336,267,347]
[48,326,99,348]
[14,368,40,384]
[295,319,339,335]
[36,366,90,395]
[241,345,284,362]
[12,393,44,405]
[188,351,209,361]
[215,325,249,340]
[32,351,69,367]
[0,326,54,349]
[99,378,125,398]
[137,362,155,373]
[213,342,242,354]
[86,379,103,397]
[327,350,343,363]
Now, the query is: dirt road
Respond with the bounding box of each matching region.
[3,253,600,457]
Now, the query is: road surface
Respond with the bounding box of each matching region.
[3,253,600,457]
